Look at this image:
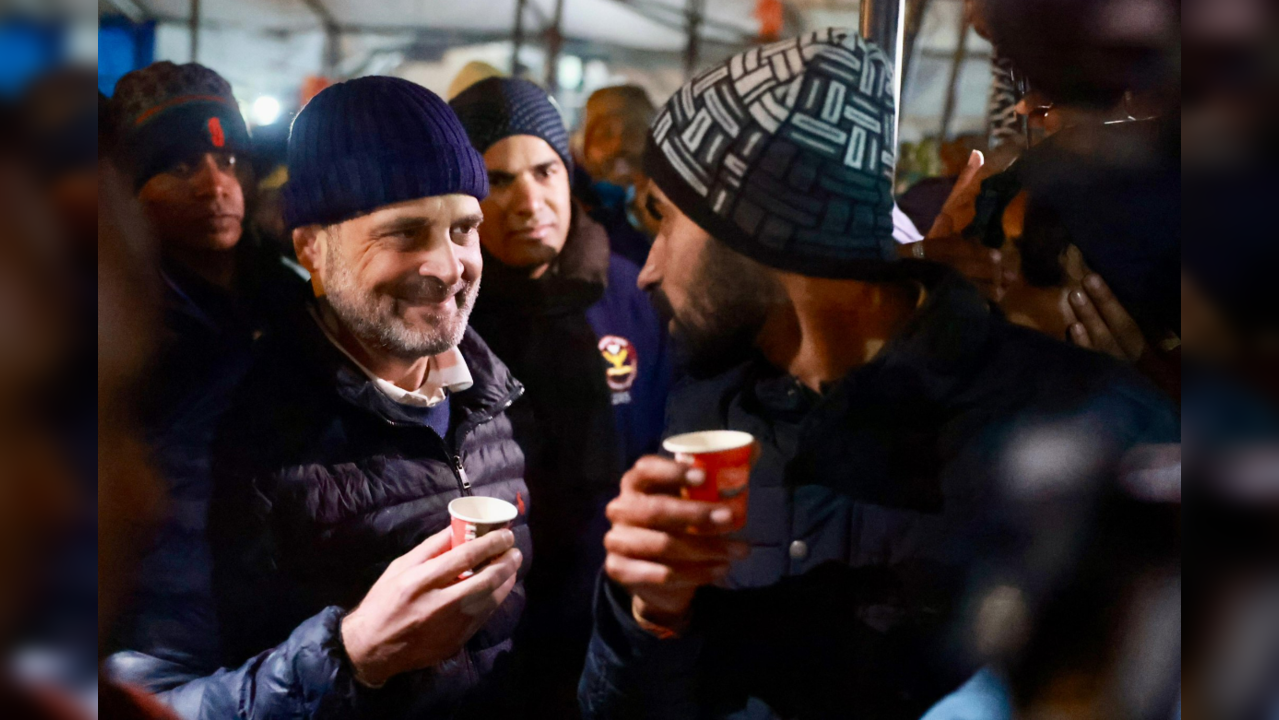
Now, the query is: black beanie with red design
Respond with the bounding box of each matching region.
[109,61,251,190]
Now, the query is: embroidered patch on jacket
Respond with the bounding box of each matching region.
[598,335,638,405]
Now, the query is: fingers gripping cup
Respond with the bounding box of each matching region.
[448,496,518,578]
[662,430,756,532]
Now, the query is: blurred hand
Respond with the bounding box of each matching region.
[908,150,1016,300]
[341,527,522,687]
[1066,273,1148,362]
[902,236,1010,301]
[603,457,749,635]
[926,149,987,241]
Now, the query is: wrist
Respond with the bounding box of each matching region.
[339,611,388,688]
[631,596,692,639]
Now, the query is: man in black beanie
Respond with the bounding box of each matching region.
[102,63,281,714]
[450,76,670,718]
[580,30,1179,719]
[110,76,529,719]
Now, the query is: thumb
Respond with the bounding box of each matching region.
[927,150,986,240]
[954,149,985,192]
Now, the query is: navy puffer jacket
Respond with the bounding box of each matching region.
[112,297,530,719]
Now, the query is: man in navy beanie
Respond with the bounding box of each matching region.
[580,30,1178,719]
[110,76,532,719]
[451,76,671,718]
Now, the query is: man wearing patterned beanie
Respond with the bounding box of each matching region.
[451,76,671,717]
[111,76,530,719]
[580,30,1178,719]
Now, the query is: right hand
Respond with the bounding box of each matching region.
[603,456,750,635]
[341,526,522,687]
[909,149,1017,301]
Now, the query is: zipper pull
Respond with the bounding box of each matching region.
[453,455,471,491]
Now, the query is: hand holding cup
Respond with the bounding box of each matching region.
[341,509,522,687]
[603,433,756,635]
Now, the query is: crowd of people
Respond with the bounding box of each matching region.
[4,0,1273,717]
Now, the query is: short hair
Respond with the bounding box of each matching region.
[583,84,656,137]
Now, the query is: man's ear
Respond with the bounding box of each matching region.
[292,224,328,297]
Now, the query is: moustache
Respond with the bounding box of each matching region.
[646,287,676,323]
[397,276,474,305]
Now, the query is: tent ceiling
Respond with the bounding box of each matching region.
[129,0,763,51]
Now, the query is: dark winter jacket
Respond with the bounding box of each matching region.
[107,259,259,681]
[579,263,1179,720]
[111,286,531,720]
[468,205,636,717]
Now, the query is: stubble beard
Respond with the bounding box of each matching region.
[323,243,479,360]
[651,238,780,378]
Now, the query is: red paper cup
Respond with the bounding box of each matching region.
[448,496,518,578]
[662,430,755,531]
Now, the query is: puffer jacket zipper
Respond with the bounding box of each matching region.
[447,385,522,498]
[375,384,524,498]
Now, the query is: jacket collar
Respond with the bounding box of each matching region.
[284,291,523,432]
[766,262,1000,510]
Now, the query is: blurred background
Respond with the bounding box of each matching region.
[91,1,988,135]
[90,0,999,187]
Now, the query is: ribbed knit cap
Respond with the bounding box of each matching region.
[644,29,899,279]
[283,76,488,230]
[449,77,573,175]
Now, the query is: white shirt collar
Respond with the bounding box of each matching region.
[311,306,473,408]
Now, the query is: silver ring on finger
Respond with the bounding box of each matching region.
[911,242,926,259]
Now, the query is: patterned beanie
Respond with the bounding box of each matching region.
[644,29,898,278]
[449,77,573,175]
[283,76,488,230]
[109,61,251,190]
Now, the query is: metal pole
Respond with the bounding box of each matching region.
[899,0,931,94]
[511,0,528,77]
[302,0,341,77]
[324,28,341,77]
[938,11,970,139]
[684,0,705,78]
[544,0,565,93]
[190,0,200,62]
[860,0,906,175]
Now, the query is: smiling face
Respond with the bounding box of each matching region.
[293,194,484,360]
[137,150,245,253]
[478,135,572,278]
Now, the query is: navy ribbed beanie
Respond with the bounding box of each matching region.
[449,77,573,174]
[283,76,488,230]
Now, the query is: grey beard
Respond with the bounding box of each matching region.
[323,265,479,360]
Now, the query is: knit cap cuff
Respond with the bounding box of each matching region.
[282,143,488,229]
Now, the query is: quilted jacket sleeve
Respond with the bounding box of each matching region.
[107,606,371,720]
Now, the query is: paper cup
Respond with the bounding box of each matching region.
[448,496,518,578]
[662,430,755,531]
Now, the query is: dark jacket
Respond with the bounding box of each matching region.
[111,288,531,720]
[579,264,1179,720]
[468,205,634,717]
[585,249,673,469]
[108,259,259,681]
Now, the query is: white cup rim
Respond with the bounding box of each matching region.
[662,430,755,455]
[448,495,518,524]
